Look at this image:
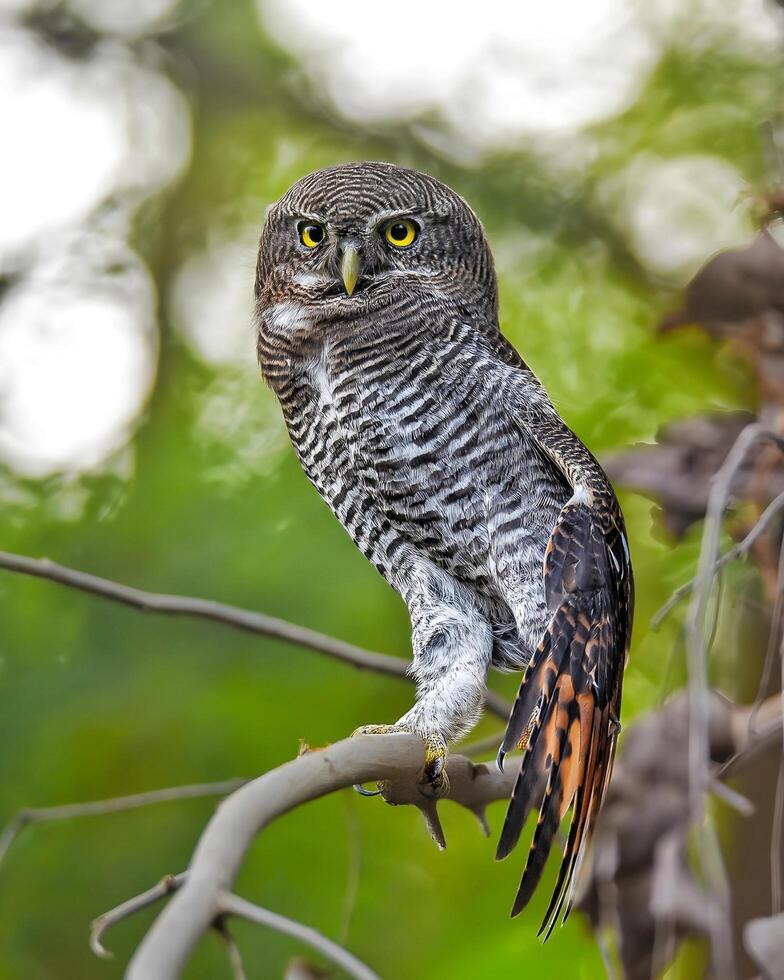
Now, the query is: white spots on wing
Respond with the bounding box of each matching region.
[570,483,593,506]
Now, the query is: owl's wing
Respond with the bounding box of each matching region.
[495,371,633,936]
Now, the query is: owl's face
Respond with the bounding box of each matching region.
[255,162,497,324]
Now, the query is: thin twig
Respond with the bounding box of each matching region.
[652,489,784,629]
[773,587,784,915]
[0,550,407,678]
[683,425,784,979]
[0,549,511,721]
[91,872,186,958]
[717,692,783,778]
[458,729,506,758]
[216,918,248,980]
[93,873,250,980]
[774,737,784,916]
[220,892,379,980]
[710,781,754,817]
[338,791,362,946]
[0,779,248,869]
[684,423,762,979]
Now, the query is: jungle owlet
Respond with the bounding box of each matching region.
[255,162,633,929]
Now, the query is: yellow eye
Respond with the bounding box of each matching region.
[384,219,418,248]
[298,222,326,249]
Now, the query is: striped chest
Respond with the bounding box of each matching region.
[279,332,550,589]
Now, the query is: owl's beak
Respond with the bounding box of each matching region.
[340,244,360,297]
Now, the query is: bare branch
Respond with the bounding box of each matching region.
[220,892,379,980]
[0,779,248,869]
[720,693,784,777]
[91,872,186,958]
[483,689,511,721]
[458,729,506,759]
[0,549,511,721]
[215,918,248,980]
[124,734,514,979]
[0,550,406,677]
[683,424,784,978]
[652,488,784,628]
[93,874,249,980]
[337,792,361,945]
[578,690,783,979]
[684,424,755,980]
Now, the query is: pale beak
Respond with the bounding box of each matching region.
[340,244,360,296]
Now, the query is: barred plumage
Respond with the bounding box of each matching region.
[255,162,633,927]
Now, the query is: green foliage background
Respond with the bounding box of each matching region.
[0,2,779,977]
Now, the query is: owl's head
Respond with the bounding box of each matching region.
[255,162,497,324]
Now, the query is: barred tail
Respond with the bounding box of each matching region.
[495,591,622,935]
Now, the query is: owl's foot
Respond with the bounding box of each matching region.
[351,724,448,798]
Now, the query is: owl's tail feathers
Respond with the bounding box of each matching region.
[495,592,621,937]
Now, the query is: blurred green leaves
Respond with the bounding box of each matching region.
[1,0,780,976]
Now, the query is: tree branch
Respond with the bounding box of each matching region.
[219,892,379,980]
[652,488,784,628]
[215,917,248,980]
[0,550,407,678]
[123,734,514,979]
[683,424,784,978]
[0,548,512,721]
[0,779,248,869]
[91,873,186,958]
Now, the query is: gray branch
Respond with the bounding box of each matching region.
[0,548,511,721]
[124,733,514,979]
[652,487,784,628]
[0,779,248,868]
[683,424,784,979]
[219,892,379,980]
[91,873,186,958]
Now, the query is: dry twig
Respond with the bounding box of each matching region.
[91,872,186,958]
[652,489,784,628]
[0,779,248,869]
[219,893,378,980]
[683,424,773,978]
[578,691,783,980]
[216,918,248,980]
[0,549,511,721]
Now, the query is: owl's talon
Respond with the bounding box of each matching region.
[351,724,448,796]
[351,723,408,738]
[350,723,409,798]
[421,732,449,798]
[353,783,383,797]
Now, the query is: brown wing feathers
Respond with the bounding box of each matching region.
[496,501,630,935]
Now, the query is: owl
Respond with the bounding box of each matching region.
[255,162,633,930]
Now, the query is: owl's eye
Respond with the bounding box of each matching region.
[298,221,326,249]
[383,219,419,248]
